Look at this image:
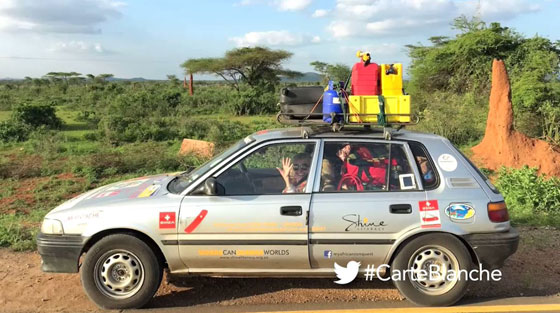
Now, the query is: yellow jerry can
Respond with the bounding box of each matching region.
[348,95,411,123]
[380,63,403,96]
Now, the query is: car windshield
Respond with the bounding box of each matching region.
[167,137,252,194]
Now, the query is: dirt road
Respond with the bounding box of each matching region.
[1,226,559,313]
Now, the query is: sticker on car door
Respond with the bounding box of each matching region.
[419,200,441,228]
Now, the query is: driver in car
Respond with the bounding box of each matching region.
[277,153,311,193]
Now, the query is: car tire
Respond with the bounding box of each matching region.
[80,234,163,310]
[391,233,472,306]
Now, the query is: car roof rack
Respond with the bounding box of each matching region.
[277,113,419,140]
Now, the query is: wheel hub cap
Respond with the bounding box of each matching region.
[94,250,145,299]
[408,246,459,296]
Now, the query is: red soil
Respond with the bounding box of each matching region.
[472,59,560,177]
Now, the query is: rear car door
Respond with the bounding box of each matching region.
[177,139,319,271]
[309,139,425,269]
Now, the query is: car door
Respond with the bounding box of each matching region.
[178,139,320,271]
[309,139,424,269]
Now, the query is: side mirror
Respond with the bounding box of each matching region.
[203,177,218,196]
[191,177,219,196]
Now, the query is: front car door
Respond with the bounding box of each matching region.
[309,139,425,270]
[178,139,320,273]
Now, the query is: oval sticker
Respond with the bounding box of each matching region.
[445,204,475,220]
[438,154,457,172]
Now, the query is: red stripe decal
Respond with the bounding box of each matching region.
[184,210,208,233]
[421,224,442,229]
[421,216,440,222]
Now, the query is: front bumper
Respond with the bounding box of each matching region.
[462,228,520,269]
[37,233,86,273]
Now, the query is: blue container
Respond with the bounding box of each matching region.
[323,81,342,123]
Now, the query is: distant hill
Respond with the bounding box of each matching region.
[282,72,322,83]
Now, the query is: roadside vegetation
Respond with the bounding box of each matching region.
[0,17,559,250]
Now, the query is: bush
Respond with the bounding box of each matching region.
[0,154,43,179]
[414,91,487,145]
[12,103,62,129]
[227,86,277,115]
[495,166,560,226]
[0,213,38,251]
[71,141,208,180]
[0,120,31,142]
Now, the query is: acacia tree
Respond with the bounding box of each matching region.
[310,61,351,84]
[45,72,82,83]
[181,46,300,91]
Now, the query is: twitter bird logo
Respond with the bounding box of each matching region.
[333,261,361,284]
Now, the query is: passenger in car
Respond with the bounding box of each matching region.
[415,155,435,184]
[277,153,311,193]
[321,143,353,191]
[320,159,336,191]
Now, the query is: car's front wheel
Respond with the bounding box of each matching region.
[391,233,472,306]
[81,234,163,309]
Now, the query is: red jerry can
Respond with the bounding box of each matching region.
[351,62,380,96]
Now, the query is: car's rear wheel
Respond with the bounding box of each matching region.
[81,234,162,309]
[391,233,472,306]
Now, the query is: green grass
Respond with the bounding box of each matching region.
[0,111,11,122]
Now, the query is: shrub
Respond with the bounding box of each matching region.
[0,120,31,142]
[227,86,277,116]
[414,91,487,146]
[12,103,62,129]
[0,154,43,179]
[71,142,208,181]
[0,213,38,251]
[495,166,560,226]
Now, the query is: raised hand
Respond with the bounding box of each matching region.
[276,157,293,185]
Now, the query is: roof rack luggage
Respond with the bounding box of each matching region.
[277,112,419,140]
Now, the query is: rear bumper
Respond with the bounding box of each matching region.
[37,233,86,273]
[462,228,519,269]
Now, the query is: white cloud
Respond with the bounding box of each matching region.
[274,0,312,11]
[328,0,540,38]
[0,0,125,34]
[312,9,329,18]
[457,0,540,21]
[48,41,113,54]
[230,31,320,47]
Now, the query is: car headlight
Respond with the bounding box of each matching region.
[41,218,64,235]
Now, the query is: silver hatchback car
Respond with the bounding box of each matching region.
[38,127,519,309]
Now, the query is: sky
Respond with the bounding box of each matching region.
[0,0,558,79]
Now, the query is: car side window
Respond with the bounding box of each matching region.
[389,144,418,191]
[320,142,418,192]
[215,142,315,196]
[320,142,389,192]
[409,141,438,189]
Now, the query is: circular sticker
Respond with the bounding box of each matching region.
[438,154,457,172]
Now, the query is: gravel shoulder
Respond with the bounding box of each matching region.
[1,226,559,313]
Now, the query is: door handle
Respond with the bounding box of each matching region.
[280,206,302,216]
[390,204,412,214]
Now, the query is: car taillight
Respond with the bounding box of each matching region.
[488,202,509,223]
